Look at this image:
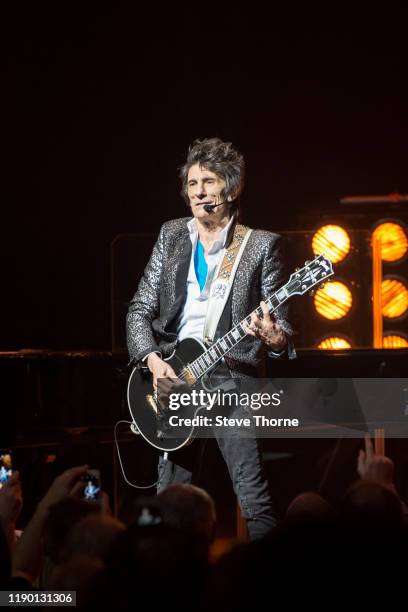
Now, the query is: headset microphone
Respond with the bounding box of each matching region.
[203,201,226,213]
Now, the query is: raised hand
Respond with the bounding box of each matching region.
[357,435,395,490]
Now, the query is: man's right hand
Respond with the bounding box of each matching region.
[147,353,177,390]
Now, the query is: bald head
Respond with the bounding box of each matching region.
[157,484,216,543]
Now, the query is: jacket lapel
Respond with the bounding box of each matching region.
[165,232,192,331]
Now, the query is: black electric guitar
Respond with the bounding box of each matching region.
[127,254,334,451]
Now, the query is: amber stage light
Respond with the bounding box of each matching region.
[372,222,408,262]
[317,336,352,350]
[382,334,408,349]
[312,225,351,264]
[313,281,353,320]
[381,278,408,319]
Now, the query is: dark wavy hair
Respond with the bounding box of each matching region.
[179,138,245,216]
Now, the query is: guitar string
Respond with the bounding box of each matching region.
[177,258,331,383]
[184,294,280,382]
[185,261,331,382]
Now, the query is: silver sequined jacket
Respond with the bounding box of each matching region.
[126,217,295,374]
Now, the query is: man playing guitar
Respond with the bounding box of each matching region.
[127,137,295,539]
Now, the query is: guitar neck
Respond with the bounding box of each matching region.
[187,283,290,381]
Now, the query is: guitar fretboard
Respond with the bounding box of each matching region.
[177,254,333,383]
[184,289,286,382]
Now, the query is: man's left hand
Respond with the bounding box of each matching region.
[244,301,287,352]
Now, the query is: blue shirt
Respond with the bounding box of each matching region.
[177,216,235,342]
[194,240,208,292]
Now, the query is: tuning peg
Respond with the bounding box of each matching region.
[309,290,315,297]
[305,260,311,266]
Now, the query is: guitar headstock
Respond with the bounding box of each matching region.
[286,254,334,296]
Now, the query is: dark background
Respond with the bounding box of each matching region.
[2,6,407,351]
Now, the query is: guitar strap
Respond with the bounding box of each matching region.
[203,224,252,343]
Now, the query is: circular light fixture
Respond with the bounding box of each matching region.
[381,278,408,319]
[317,336,352,350]
[371,222,408,262]
[312,225,351,264]
[313,281,353,320]
[382,333,408,349]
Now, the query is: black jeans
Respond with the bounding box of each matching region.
[157,410,278,540]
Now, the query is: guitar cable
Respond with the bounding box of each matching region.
[114,420,169,489]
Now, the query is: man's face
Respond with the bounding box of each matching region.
[187,164,228,220]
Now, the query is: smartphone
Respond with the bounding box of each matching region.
[82,469,101,504]
[0,449,13,489]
